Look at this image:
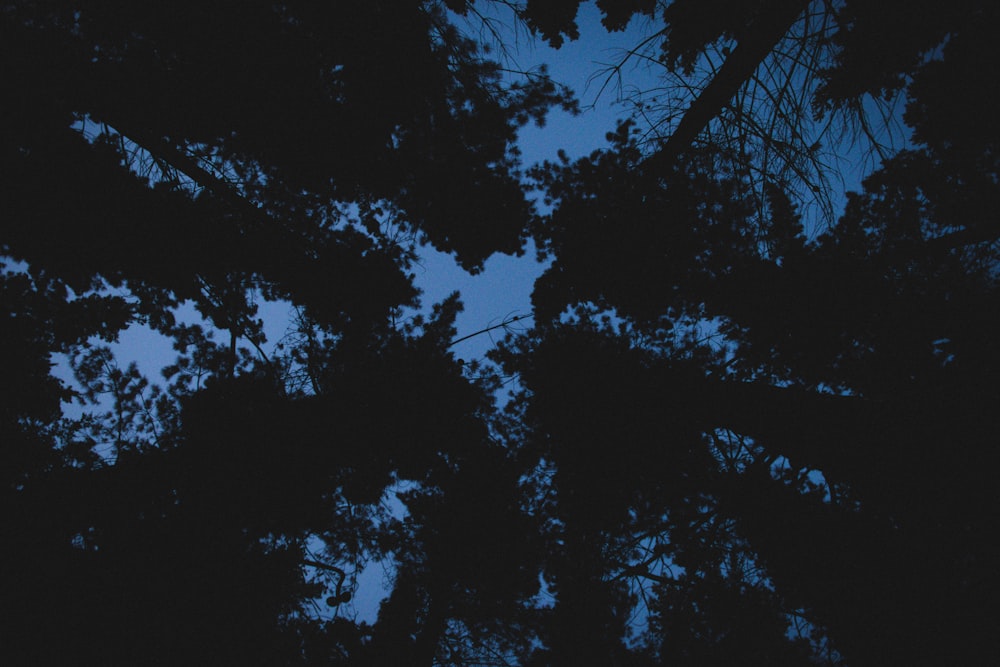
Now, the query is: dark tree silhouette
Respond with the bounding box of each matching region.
[2,1,566,663]
[3,0,999,665]
[503,0,1000,664]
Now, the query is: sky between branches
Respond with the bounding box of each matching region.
[88,2,663,386]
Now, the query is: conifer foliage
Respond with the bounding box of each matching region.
[3,1,998,664]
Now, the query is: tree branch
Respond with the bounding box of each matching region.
[642,0,811,175]
[448,313,530,348]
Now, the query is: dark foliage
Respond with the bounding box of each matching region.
[3,0,999,665]
[507,1,1000,664]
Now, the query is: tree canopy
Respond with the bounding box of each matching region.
[3,1,998,664]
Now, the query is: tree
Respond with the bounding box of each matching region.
[498,0,1000,663]
[2,1,566,663]
[4,0,1000,664]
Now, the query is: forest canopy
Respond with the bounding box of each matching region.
[3,1,998,664]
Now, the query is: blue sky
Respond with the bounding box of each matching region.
[58,0,912,399]
[82,3,661,383]
[421,2,661,363]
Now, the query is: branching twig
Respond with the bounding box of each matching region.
[448,313,530,348]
